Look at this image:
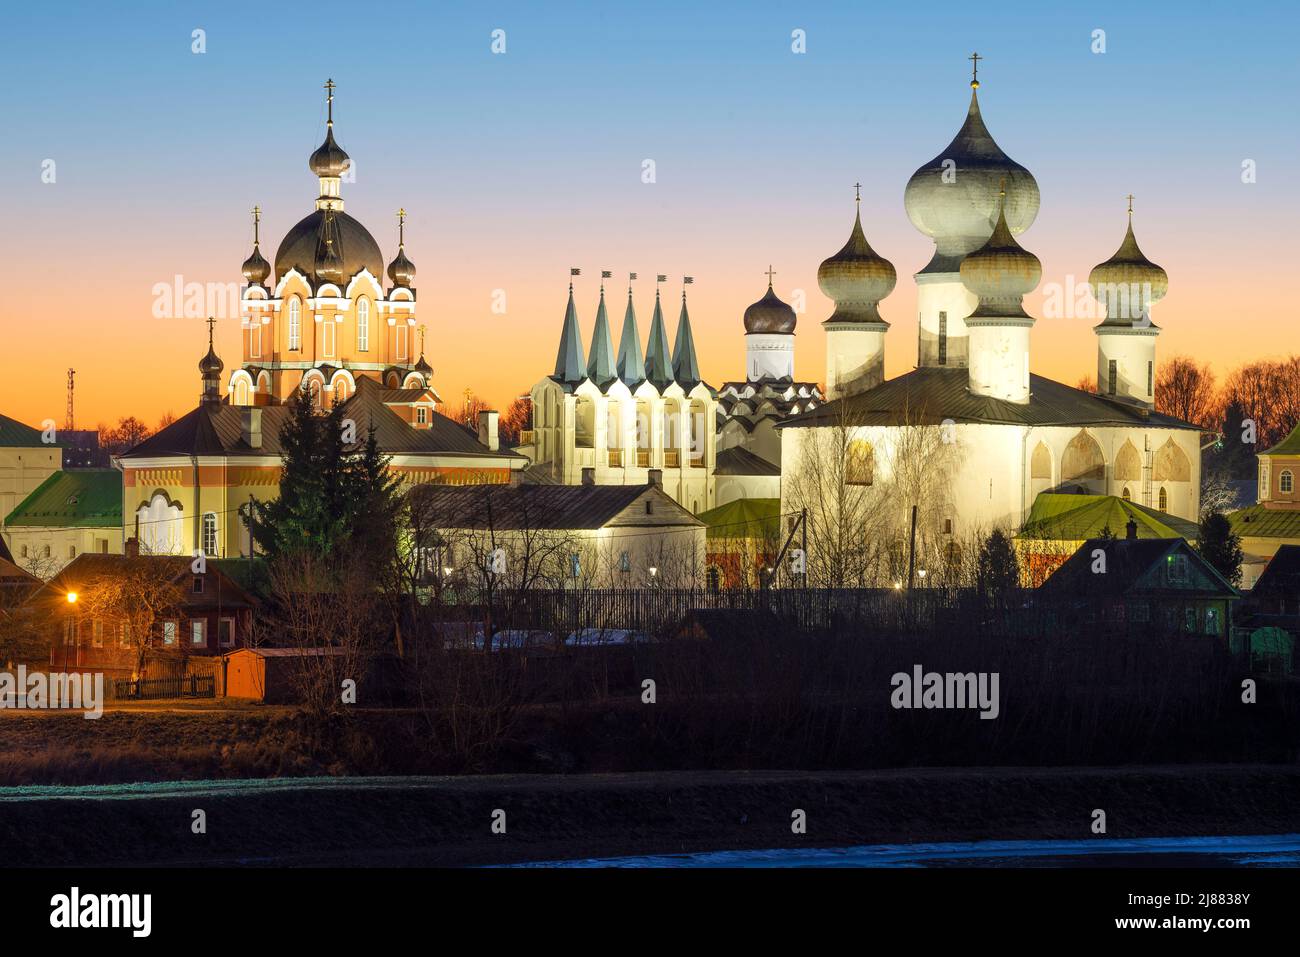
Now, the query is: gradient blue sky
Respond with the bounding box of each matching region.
[0,0,1295,424]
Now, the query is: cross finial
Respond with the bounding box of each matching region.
[324,78,336,125]
[252,205,261,245]
[397,207,407,246]
[418,324,426,354]
[206,315,217,348]
[1126,193,1134,220]
[853,182,862,205]
[765,265,776,287]
[969,52,982,89]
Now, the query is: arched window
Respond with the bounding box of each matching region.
[1062,430,1105,482]
[846,439,874,486]
[305,377,322,408]
[1282,470,1295,494]
[202,512,218,557]
[288,299,302,351]
[1121,487,1131,501]
[1158,487,1168,511]
[357,299,370,352]
[234,379,250,406]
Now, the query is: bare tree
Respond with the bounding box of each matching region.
[74,558,187,679]
[1156,356,1217,427]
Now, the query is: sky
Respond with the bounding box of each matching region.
[0,0,1295,429]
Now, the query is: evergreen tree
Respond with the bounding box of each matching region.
[1196,511,1244,587]
[977,528,1020,607]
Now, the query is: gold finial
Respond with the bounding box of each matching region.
[324,78,336,126]
[418,324,426,355]
[1126,193,1134,221]
[853,182,862,205]
[206,315,217,348]
[397,208,407,247]
[969,52,982,89]
[765,265,777,287]
[252,205,261,246]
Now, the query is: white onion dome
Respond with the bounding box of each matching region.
[818,206,896,324]
[904,87,1040,274]
[959,197,1041,318]
[1089,212,1168,326]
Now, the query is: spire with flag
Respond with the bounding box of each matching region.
[672,277,701,386]
[617,272,645,386]
[644,277,673,389]
[587,271,617,385]
[553,268,586,383]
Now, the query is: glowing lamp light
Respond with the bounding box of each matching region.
[893,582,902,591]
[66,591,78,604]
[917,569,928,579]
[648,567,658,577]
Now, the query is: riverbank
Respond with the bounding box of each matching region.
[3,764,1299,866]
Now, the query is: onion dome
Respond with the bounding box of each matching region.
[309,80,351,178]
[314,212,346,286]
[904,65,1039,274]
[413,353,432,376]
[1089,202,1168,326]
[387,208,417,288]
[959,190,1041,319]
[818,199,896,324]
[241,206,271,285]
[276,210,381,285]
[198,341,224,377]
[744,270,797,334]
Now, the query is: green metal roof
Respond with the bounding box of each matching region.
[0,412,55,448]
[1228,503,1300,540]
[699,497,781,540]
[5,469,122,528]
[1262,422,1300,456]
[1020,492,1199,541]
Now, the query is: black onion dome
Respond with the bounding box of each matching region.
[309,126,351,178]
[388,246,417,288]
[198,344,223,376]
[275,210,383,286]
[241,244,271,285]
[743,284,797,335]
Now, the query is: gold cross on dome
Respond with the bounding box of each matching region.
[853,182,862,204]
[252,205,261,244]
[206,315,217,346]
[324,78,336,123]
[419,324,426,354]
[397,208,407,245]
[1126,193,1135,219]
[969,52,982,87]
[765,265,777,286]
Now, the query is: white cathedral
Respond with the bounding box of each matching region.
[781,66,1202,536]
[522,63,1203,536]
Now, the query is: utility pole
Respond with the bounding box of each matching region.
[906,504,918,590]
[65,369,75,432]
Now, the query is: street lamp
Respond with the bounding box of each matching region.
[66,591,78,604]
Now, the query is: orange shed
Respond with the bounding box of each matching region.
[223,647,352,703]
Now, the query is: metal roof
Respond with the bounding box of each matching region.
[0,412,54,448]
[779,367,1201,431]
[5,469,122,528]
[407,482,703,531]
[714,447,781,476]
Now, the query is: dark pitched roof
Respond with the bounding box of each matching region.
[0,534,13,565]
[780,367,1200,431]
[39,554,258,608]
[0,412,54,448]
[408,483,703,531]
[5,469,122,528]
[1253,545,1300,598]
[714,446,781,476]
[1037,537,1239,601]
[120,382,523,464]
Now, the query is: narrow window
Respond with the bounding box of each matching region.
[357,299,370,352]
[202,512,218,557]
[191,619,206,647]
[1158,486,1168,511]
[417,407,428,425]
[288,299,302,351]
[192,575,204,594]
[1121,487,1131,501]
[937,311,948,366]
[323,320,335,358]
[396,324,408,361]
[1147,361,1153,396]
[1282,470,1295,494]
[219,618,235,648]
[91,620,104,648]
[1108,359,1118,396]
[162,620,177,646]
[619,551,631,573]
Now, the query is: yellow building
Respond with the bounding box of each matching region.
[0,413,63,563]
[227,79,434,409]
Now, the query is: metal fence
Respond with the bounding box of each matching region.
[111,675,216,701]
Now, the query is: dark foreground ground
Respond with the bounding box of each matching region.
[3,764,1299,866]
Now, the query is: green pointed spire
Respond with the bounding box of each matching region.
[616,287,645,385]
[553,282,586,383]
[644,289,672,389]
[672,290,701,386]
[587,285,617,385]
